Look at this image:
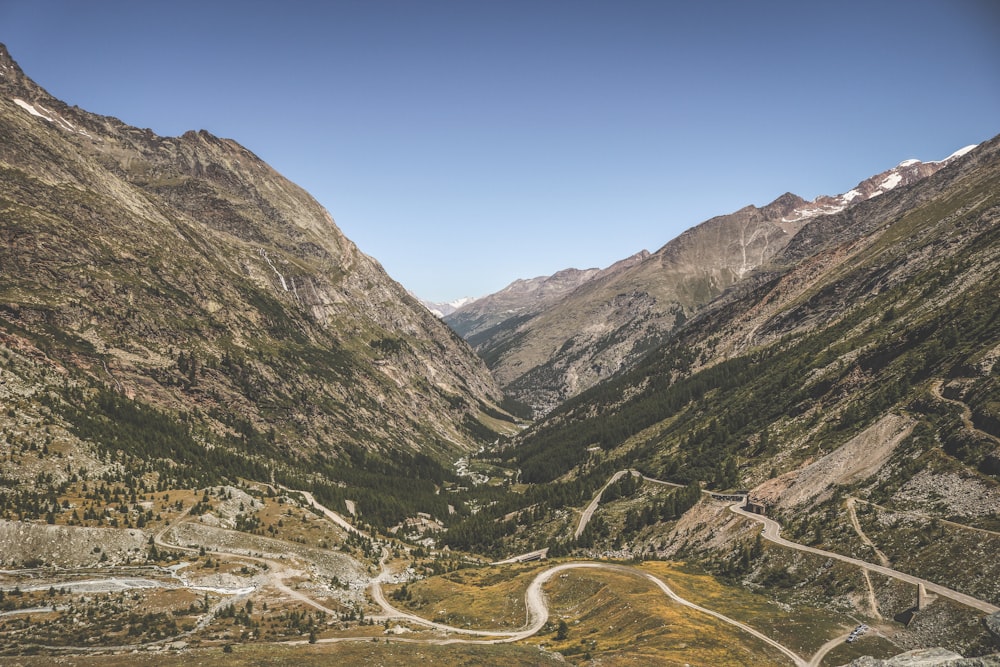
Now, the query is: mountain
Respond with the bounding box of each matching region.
[445,253,650,339]
[1,43,998,663]
[449,151,974,414]
[437,135,1000,656]
[419,295,477,318]
[0,43,512,527]
[507,136,999,483]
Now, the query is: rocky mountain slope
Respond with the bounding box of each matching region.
[435,135,1000,657]
[449,152,973,414]
[507,134,999,485]
[0,44,511,526]
[495,132,999,573]
[445,253,648,339]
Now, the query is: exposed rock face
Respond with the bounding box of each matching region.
[0,43,506,470]
[986,612,1000,640]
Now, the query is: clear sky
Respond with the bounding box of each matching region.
[3,1,999,303]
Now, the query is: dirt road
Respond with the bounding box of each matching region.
[845,497,891,567]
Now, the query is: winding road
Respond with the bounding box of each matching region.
[9,463,998,664]
[572,469,683,540]
[370,558,808,663]
[729,503,999,614]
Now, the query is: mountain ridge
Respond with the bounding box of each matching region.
[447,146,976,413]
[0,43,511,525]
[1,42,998,663]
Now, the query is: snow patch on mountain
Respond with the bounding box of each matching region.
[14,97,53,121]
[420,296,477,318]
[941,144,977,161]
[879,172,902,190]
[13,97,93,138]
[781,144,977,223]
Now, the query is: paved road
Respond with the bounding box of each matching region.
[729,503,999,614]
[807,632,851,667]
[641,474,685,489]
[20,467,995,661]
[574,470,632,539]
[491,548,548,565]
[575,563,807,666]
[372,559,807,663]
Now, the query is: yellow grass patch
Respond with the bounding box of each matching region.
[386,562,549,629]
[541,566,790,666]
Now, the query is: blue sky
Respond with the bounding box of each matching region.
[3,1,999,302]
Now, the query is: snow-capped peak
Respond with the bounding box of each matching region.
[780,143,978,224]
[940,144,977,162]
[418,296,478,318]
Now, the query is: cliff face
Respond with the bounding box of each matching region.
[0,43,508,475]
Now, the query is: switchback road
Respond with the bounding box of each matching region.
[370,559,807,663]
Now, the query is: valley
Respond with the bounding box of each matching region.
[1,463,996,665]
[1,40,999,665]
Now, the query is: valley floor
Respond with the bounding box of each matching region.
[0,470,997,665]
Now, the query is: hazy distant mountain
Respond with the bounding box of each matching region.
[445,254,649,338]
[419,295,478,318]
[449,150,974,414]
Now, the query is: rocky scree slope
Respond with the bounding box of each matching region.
[0,44,508,490]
